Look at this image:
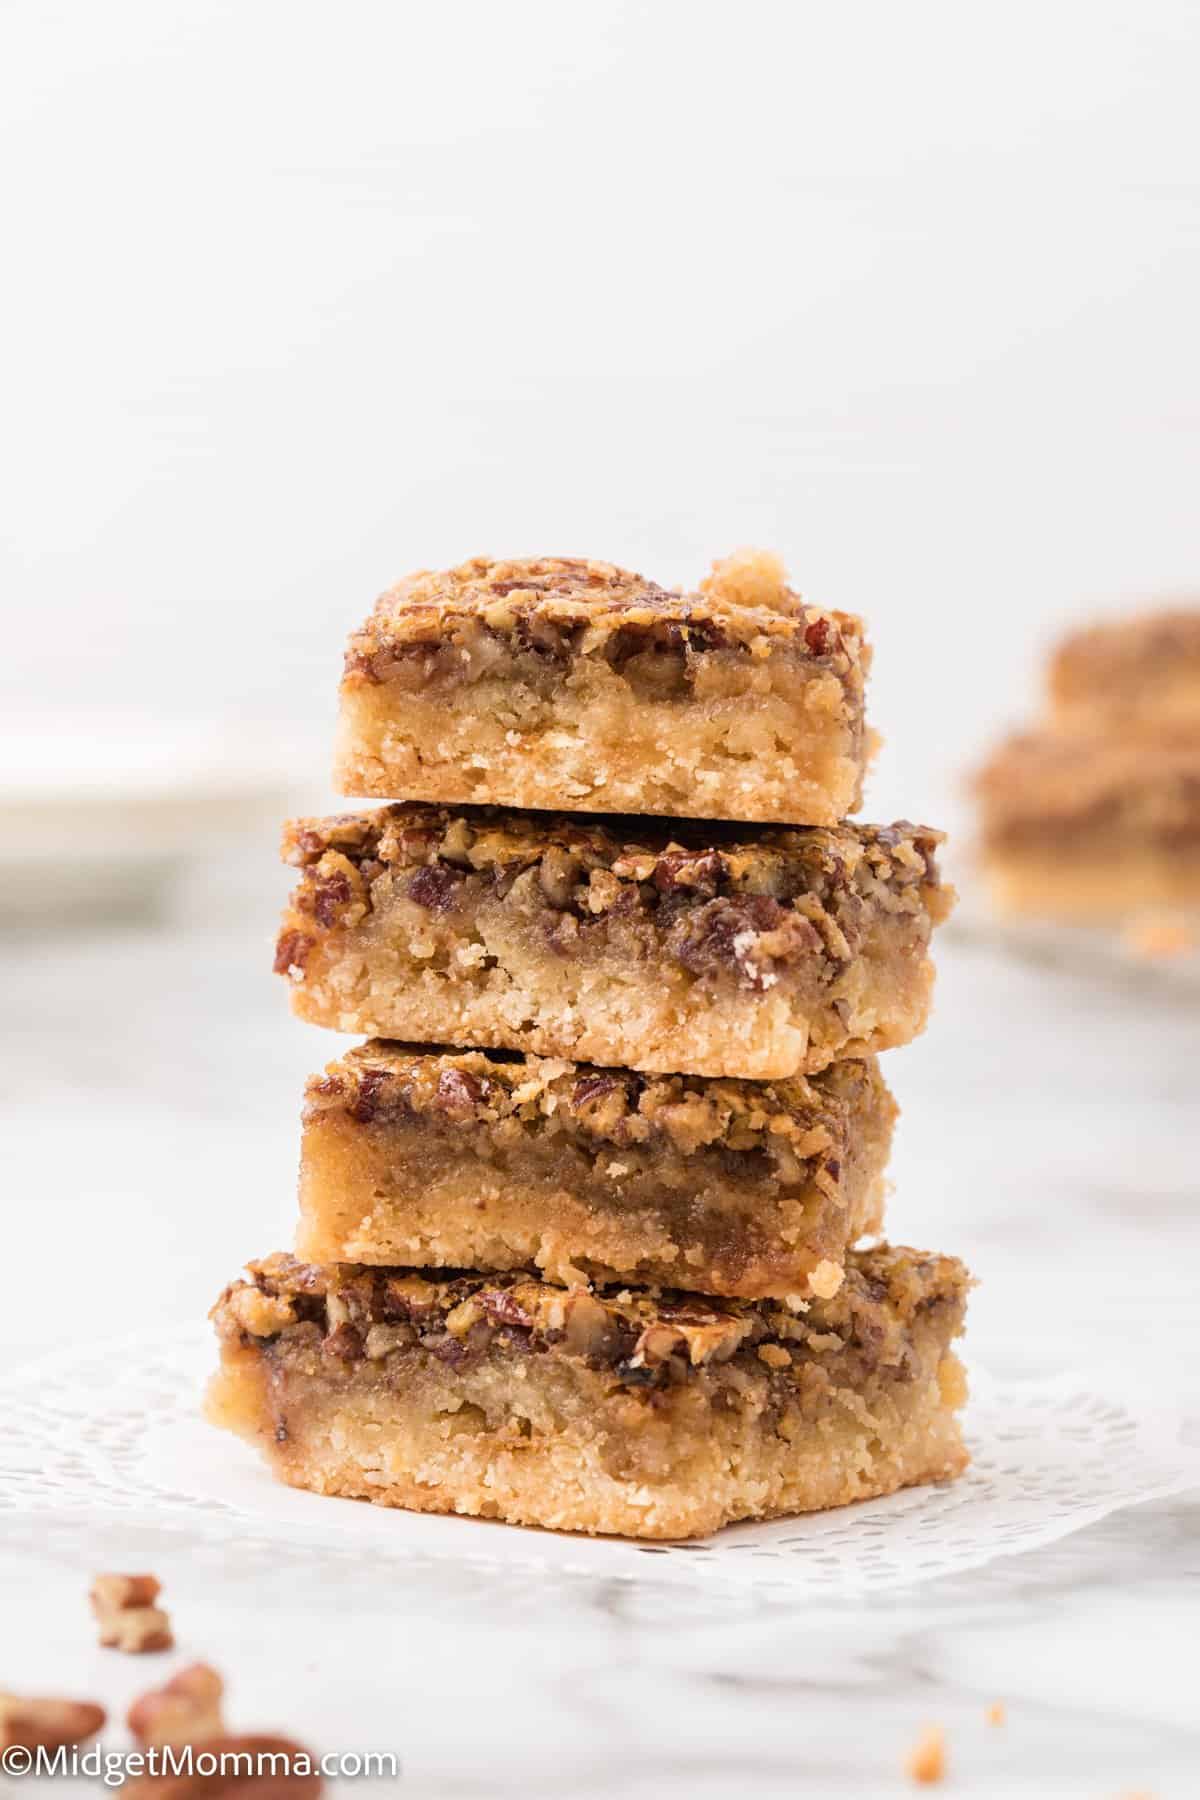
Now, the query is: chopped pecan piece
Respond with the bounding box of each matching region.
[904,1724,946,1785]
[434,1067,486,1118]
[671,895,799,990]
[570,1071,619,1109]
[537,845,581,907]
[90,1573,174,1654]
[321,1322,364,1361]
[652,848,726,897]
[272,931,313,979]
[0,1693,105,1751]
[346,1067,391,1124]
[223,1286,297,1340]
[128,1664,226,1750]
[406,864,462,912]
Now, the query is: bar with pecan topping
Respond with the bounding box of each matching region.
[975,728,1200,918]
[208,1245,970,1539]
[1049,604,1200,734]
[297,1043,896,1298]
[275,804,951,1079]
[334,552,873,827]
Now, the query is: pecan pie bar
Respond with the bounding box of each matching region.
[1049,604,1200,733]
[975,729,1200,918]
[208,1246,970,1540]
[297,1044,896,1298]
[275,805,951,1078]
[334,552,873,827]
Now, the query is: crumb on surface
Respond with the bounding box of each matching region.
[89,1573,173,1654]
[128,1663,225,1749]
[984,1700,1006,1726]
[0,1694,106,1753]
[904,1723,946,1784]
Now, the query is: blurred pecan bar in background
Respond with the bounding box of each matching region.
[275,804,952,1078]
[975,729,1200,918]
[209,1245,970,1540]
[1049,605,1200,733]
[334,552,873,827]
[297,1044,896,1299]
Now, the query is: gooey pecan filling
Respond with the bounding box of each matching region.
[213,1250,967,1392]
[276,805,947,990]
[342,555,867,687]
[304,1043,881,1173]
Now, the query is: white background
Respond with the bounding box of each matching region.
[2,0,1198,826]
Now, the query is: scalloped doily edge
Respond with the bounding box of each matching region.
[2,1324,1198,1595]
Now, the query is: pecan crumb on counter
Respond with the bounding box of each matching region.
[904,1723,946,1785]
[129,1665,226,1749]
[90,1574,174,1654]
[0,1693,106,1752]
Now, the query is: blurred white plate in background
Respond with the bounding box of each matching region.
[0,716,298,924]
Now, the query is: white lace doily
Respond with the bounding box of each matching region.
[3,1326,1197,1596]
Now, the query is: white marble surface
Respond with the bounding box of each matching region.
[2,873,1199,1798]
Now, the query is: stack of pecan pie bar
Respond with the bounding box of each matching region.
[976,605,1200,919]
[209,550,971,1539]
